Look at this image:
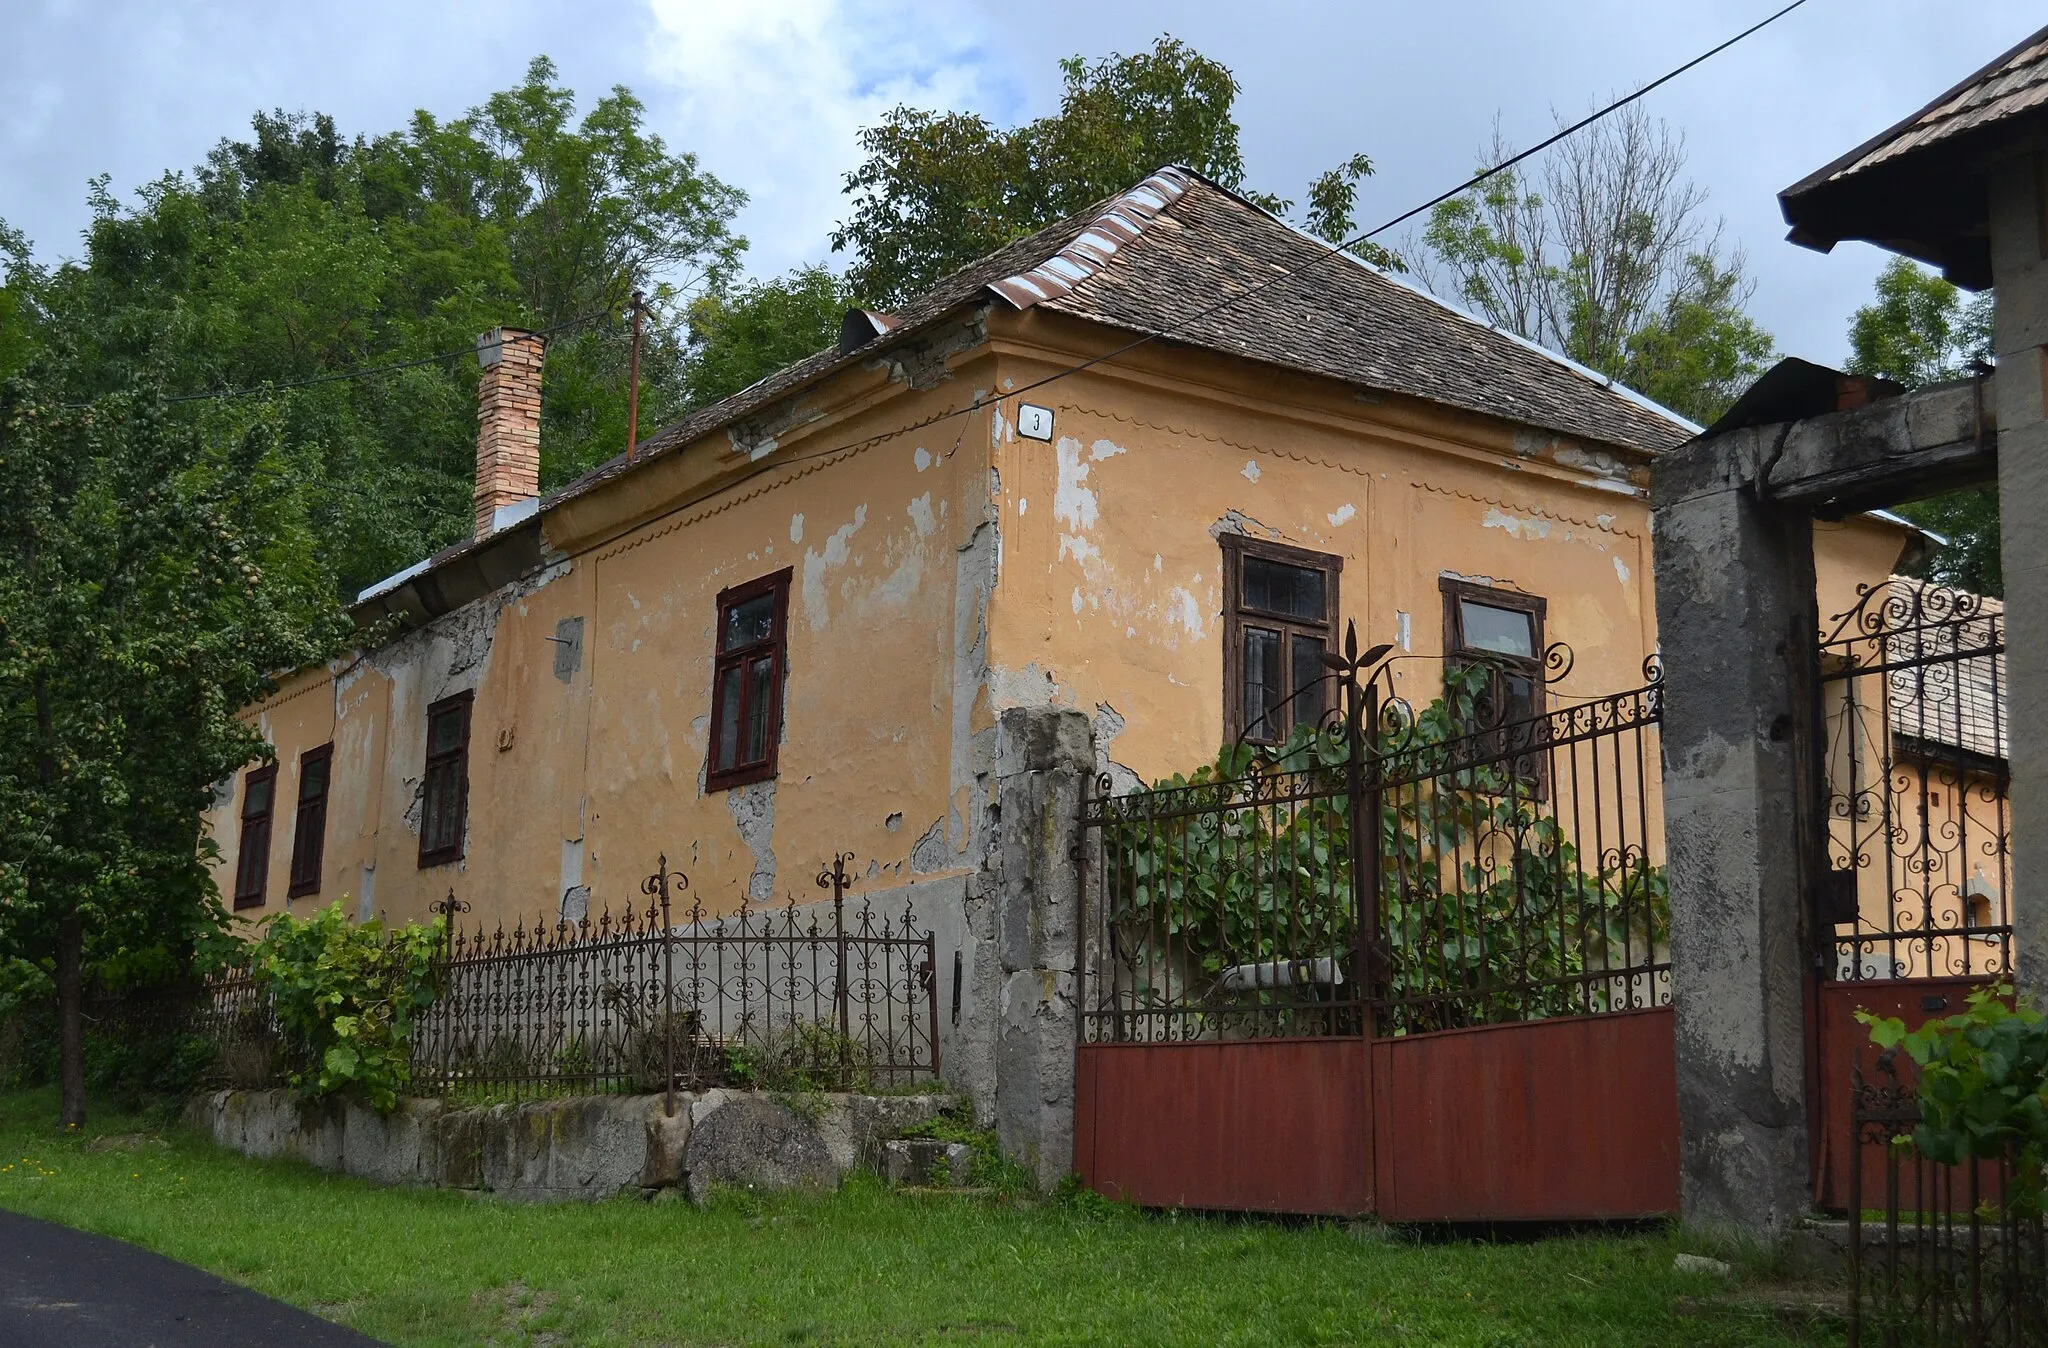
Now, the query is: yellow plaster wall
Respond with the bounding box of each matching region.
[203,352,1000,933]
[202,307,1916,938]
[978,321,1911,787]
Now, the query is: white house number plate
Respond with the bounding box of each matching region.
[1016,403,1054,442]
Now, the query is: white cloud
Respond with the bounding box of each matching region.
[644,0,1014,283]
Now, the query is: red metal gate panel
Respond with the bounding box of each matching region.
[1371,1007,1679,1222]
[1811,977,2000,1213]
[1075,1039,1372,1215]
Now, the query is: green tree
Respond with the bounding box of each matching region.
[11,59,744,600]
[0,356,354,1127]
[1846,256,1999,594]
[834,35,1341,308]
[679,265,852,411]
[1415,106,1773,425]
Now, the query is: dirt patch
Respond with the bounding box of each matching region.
[472,1280,565,1346]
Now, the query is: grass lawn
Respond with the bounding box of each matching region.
[0,1087,1843,1347]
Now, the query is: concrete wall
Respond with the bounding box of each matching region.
[1987,155,2048,1002]
[185,1087,953,1204]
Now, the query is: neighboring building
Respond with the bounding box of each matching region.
[201,166,1913,1080]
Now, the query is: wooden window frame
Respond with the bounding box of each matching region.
[232,763,278,911]
[286,743,333,899]
[1441,577,1550,791]
[705,568,792,792]
[418,693,473,869]
[1221,535,1342,746]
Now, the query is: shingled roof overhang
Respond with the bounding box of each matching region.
[353,167,1695,630]
[1779,24,2048,290]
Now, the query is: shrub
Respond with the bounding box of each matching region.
[249,903,443,1112]
[1863,985,2048,1215]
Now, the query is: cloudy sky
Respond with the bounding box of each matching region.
[3,0,2036,365]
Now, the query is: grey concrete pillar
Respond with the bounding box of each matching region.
[1653,433,1821,1239]
[1987,156,2048,1005]
[988,705,1091,1189]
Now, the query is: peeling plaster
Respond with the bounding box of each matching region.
[1482,506,1553,540]
[1328,503,1356,526]
[988,662,1065,709]
[725,781,778,902]
[1396,610,1412,652]
[790,513,804,544]
[1053,437,1100,531]
[1614,555,1633,585]
[1208,509,1282,541]
[914,447,932,472]
[907,493,937,537]
[1168,588,1206,639]
[801,504,868,630]
[1241,459,1262,482]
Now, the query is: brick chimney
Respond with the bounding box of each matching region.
[474,328,544,537]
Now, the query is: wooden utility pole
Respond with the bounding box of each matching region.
[625,290,645,464]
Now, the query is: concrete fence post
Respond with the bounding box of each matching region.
[988,705,1092,1189]
[1653,431,1821,1240]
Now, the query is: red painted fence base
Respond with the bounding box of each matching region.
[1076,1038,1371,1216]
[1074,1007,1680,1222]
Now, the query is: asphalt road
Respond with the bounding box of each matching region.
[0,1208,384,1346]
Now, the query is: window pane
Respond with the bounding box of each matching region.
[723,593,777,651]
[421,765,445,852]
[1503,673,1537,722]
[299,756,328,802]
[1291,634,1328,731]
[245,775,272,817]
[714,663,743,770]
[1242,627,1281,740]
[745,656,775,763]
[430,707,465,754]
[1460,599,1537,657]
[1242,557,1325,620]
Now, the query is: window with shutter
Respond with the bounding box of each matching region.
[418,694,472,867]
[287,743,333,897]
[233,764,278,909]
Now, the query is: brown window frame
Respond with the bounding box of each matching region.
[705,568,792,792]
[418,693,473,868]
[287,743,333,899]
[1441,577,1550,791]
[1221,535,1343,746]
[232,763,278,910]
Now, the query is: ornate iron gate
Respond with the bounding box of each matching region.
[1812,577,2012,1212]
[1073,627,1678,1218]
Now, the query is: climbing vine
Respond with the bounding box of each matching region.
[1103,664,1669,1032]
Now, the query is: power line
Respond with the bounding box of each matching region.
[712,0,1814,480]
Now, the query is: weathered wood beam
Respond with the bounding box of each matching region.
[1768,376,1997,513]
[1662,378,1998,519]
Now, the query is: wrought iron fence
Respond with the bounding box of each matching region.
[416,854,938,1102]
[1848,1055,2046,1347]
[178,852,937,1103]
[1078,632,1668,1043]
[1821,578,2010,982]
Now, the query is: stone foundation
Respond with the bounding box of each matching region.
[184,1088,956,1203]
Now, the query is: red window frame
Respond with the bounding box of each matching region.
[232,763,278,910]
[287,743,333,898]
[706,569,791,791]
[418,693,472,868]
